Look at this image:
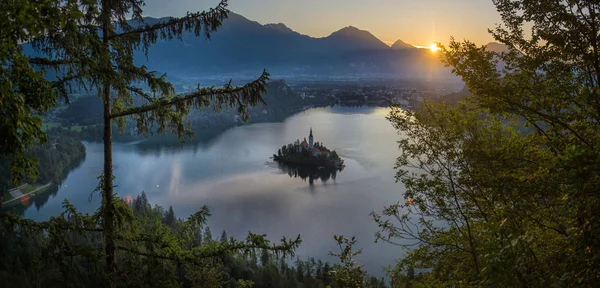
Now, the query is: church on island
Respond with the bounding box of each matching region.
[273,128,343,169]
[295,128,331,157]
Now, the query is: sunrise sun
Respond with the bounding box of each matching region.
[428,43,440,52]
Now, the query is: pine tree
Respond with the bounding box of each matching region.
[220,230,228,243]
[0,1,305,286]
[24,0,270,277]
[163,206,176,228]
[295,258,305,283]
[133,191,148,216]
[203,226,213,245]
[323,262,332,283]
[316,259,324,281]
[260,249,270,266]
[279,257,287,275]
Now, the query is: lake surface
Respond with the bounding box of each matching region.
[21,106,406,276]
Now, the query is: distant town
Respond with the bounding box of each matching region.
[38,77,465,142]
[172,77,464,110]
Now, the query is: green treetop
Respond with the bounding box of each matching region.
[374,0,600,286]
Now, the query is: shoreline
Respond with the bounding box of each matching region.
[2,183,52,207]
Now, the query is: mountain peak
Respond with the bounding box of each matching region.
[264,23,295,34]
[330,26,363,36]
[485,42,510,53]
[325,26,389,50]
[391,39,414,50]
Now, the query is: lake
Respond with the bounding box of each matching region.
[21,106,406,277]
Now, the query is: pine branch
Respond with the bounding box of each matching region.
[28,57,77,66]
[114,63,173,97]
[117,245,179,261]
[0,212,103,233]
[108,0,228,41]
[116,233,301,264]
[51,73,85,88]
[126,85,153,102]
[50,72,86,101]
[109,71,269,119]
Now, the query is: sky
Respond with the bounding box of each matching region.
[142,0,503,47]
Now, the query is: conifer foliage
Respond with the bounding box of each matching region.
[37,0,271,279]
[0,0,300,286]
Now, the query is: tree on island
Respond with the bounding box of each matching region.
[273,131,344,170]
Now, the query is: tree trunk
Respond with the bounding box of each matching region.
[103,80,116,275]
[101,0,116,278]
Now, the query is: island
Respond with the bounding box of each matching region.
[272,128,344,170]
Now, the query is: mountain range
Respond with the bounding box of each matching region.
[391,39,414,50]
[134,13,460,79]
[26,12,509,81]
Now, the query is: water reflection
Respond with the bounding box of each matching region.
[2,185,60,216]
[1,155,85,216]
[131,127,226,156]
[11,106,405,277]
[276,162,342,186]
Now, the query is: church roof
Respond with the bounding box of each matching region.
[300,139,308,147]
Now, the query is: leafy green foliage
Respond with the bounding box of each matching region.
[329,235,368,288]
[0,128,85,191]
[0,0,75,185]
[375,1,600,286]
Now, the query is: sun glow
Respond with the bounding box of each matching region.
[428,43,440,52]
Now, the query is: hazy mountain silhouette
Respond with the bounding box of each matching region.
[323,26,390,51]
[13,13,440,80]
[264,23,303,36]
[391,39,414,50]
[485,42,510,53]
[484,42,516,73]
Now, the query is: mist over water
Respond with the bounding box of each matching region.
[21,106,406,276]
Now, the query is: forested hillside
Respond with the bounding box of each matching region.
[53,80,311,140]
[0,194,386,287]
[0,129,85,189]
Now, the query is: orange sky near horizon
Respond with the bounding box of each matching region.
[142,0,503,47]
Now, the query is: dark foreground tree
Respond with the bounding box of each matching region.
[0,196,300,287]
[374,0,600,287]
[1,0,300,286]
[35,0,272,278]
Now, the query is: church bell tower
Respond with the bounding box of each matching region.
[309,128,314,149]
